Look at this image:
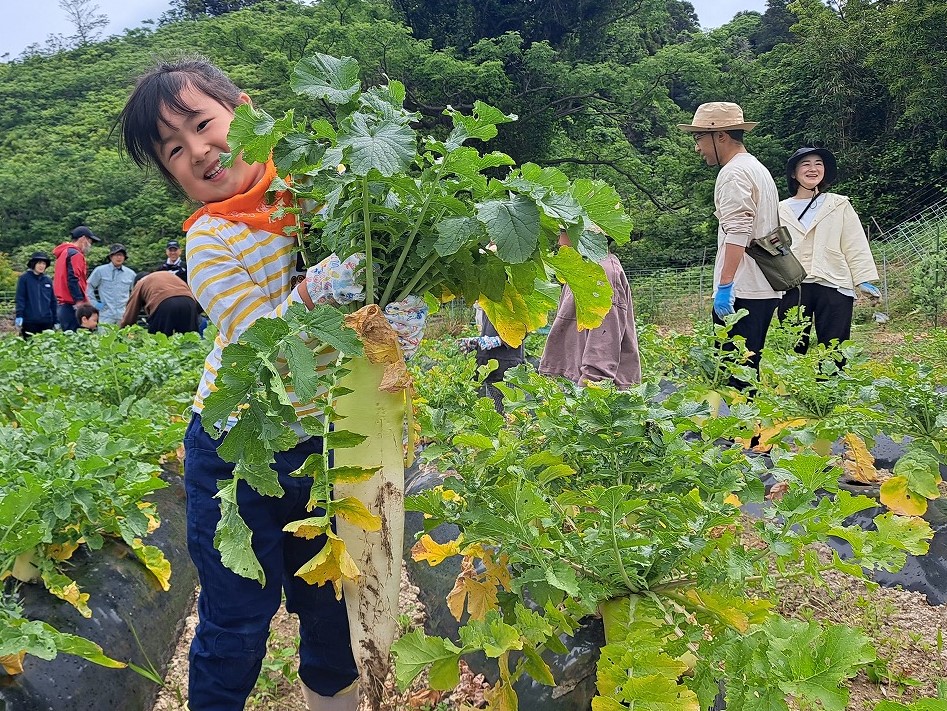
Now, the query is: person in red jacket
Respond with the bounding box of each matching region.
[53,225,101,331]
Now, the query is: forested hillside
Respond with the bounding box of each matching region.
[0,0,944,272]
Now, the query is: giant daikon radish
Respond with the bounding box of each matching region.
[334,305,410,709]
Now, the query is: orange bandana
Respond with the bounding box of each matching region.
[182,159,298,234]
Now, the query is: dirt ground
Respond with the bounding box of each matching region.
[152,552,945,711]
[151,569,489,711]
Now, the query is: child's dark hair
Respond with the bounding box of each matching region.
[117,57,242,185]
[76,303,99,322]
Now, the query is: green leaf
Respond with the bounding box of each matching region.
[283,337,321,404]
[875,701,947,710]
[284,303,363,356]
[291,53,361,105]
[326,430,368,450]
[274,133,327,174]
[765,618,874,711]
[892,448,943,499]
[545,246,613,330]
[435,217,481,257]
[391,629,463,691]
[459,612,523,658]
[570,179,633,242]
[453,432,494,450]
[227,105,295,165]
[340,114,416,177]
[214,480,265,584]
[872,512,933,557]
[446,100,516,147]
[477,196,540,264]
[520,645,555,686]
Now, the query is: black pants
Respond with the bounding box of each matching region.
[20,321,55,339]
[712,297,780,392]
[778,283,854,354]
[148,295,199,336]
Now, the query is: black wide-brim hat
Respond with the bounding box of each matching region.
[27,251,50,269]
[786,147,838,193]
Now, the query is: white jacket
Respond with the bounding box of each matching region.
[778,193,878,291]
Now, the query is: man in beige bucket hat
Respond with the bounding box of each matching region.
[679,102,782,391]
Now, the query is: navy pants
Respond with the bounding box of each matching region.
[712,297,780,392]
[183,414,358,710]
[57,303,79,332]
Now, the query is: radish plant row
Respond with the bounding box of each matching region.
[0,328,207,675]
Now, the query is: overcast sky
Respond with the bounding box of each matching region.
[2,0,768,60]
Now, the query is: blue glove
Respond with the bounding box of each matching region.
[15,317,23,328]
[713,282,735,319]
[94,301,103,310]
[858,282,881,299]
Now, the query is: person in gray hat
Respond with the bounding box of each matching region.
[678,102,782,391]
[88,243,137,325]
[776,147,881,353]
[14,251,56,338]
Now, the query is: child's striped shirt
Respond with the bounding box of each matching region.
[185,215,332,422]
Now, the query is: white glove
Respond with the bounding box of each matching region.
[384,296,428,359]
[305,253,366,306]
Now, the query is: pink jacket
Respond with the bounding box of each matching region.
[539,253,641,388]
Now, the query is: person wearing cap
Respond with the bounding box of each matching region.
[776,147,881,353]
[678,102,781,390]
[53,225,102,331]
[87,243,137,325]
[119,270,200,335]
[14,251,56,338]
[157,239,187,282]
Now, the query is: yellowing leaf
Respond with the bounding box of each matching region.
[47,541,80,562]
[680,588,771,632]
[843,433,879,483]
[447,557,500,621]
[724,494,742,508]
[344,305,411,392]
[47,579,92,618]
[479,283,550,348]
[545,245,613,331]
[296,529,360,599]
[131,540,172,592]
[483,679,518,711]
[460,544,512,590]
[412,534,464,566]
[1,651,25,675]
[331,496,382,532]
[284,516,329,539]
[880,476,928,516]
[440,487,464,503]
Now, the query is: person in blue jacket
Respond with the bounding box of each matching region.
[15,252,57,338]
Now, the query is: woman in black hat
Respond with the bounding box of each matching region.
[777,147,881,353]
[14,252,57,338]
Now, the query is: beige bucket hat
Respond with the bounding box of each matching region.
[677,102,758,133]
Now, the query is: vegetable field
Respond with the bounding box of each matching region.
[3,43,947,711]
